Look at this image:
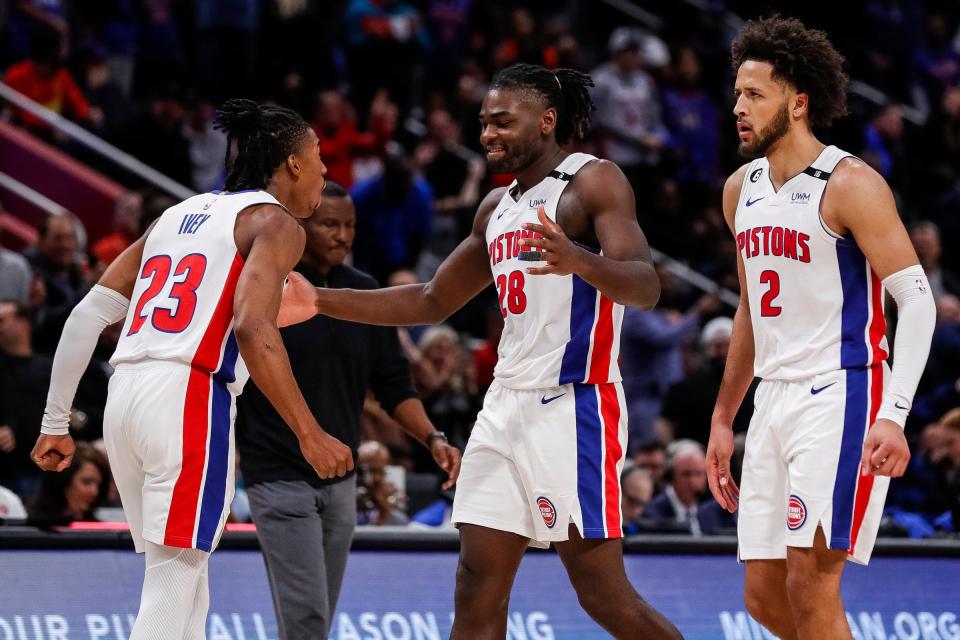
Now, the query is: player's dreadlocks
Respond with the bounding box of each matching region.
[491,64,595,146]
[214,99,311,192]
[731,16,848,127]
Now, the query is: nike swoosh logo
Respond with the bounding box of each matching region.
[895,401,910,411]
[496,209,508,220]
[541,393,566,405]
[810,382,837,395]
[746,196,765,207]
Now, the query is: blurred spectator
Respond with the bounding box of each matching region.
[28,441,111,526]
[415,107,485,278]
[344,0,429,117]
[663,45,719,201]
[310,90,396,189]
[134,0,186,94]
[404,325,478,453]
[0,300,51,500]
[425,0,476,92]
[641,439,734,535]
[493,8,556,69]
[6,0,70,63]
[910,221,960,300]
[4,24,100,141]
[25,214,90,354]
[74,43,132,138]
[73,0,139,97]
[632,440,667,494]
[351,149,435,283]
[92,191,142,268]
[621,464,654,535]
[917,85,960,200]
[620,265,719,446]
[114,87,193,187]
[0,485,28,522]
[0,240,32,304]
[471,306,503,393]
[861,104,905,183]
[356,441,410,526]
[658,316,754,446]
[195,0,259,105]
[590,27,668,197]
[934,409,960,531]
[914,12,960,100]
[182,97,228,192]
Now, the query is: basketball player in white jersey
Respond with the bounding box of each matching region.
[278,64,682,639]
[30,99,354,639]
[706,18,937,640]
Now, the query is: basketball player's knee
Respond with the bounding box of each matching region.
[454,559,510,613]
[784,567,835,616]
[744,584,777,627]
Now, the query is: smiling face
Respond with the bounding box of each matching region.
[733,60,798,158]
[479,87,556,174]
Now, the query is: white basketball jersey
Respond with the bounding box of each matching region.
[735,146,889,380]
[111,190,284,394]
[487,153,624,390]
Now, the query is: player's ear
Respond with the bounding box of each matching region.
[792,92,809,120]
[541,107,558,137]
[287,154,301,177]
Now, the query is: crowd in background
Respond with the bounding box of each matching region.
[0,0,959,538]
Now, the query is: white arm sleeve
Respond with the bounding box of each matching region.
[40,285,129,436]
[876,265,936,428]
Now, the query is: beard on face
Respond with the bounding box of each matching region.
[739,102,791,159]
[485,139,542,174]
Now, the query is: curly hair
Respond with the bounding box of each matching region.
[731,16,848,127]
[491,64,595,145]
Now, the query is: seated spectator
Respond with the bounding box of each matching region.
[28,442,111,527]
[632,440,667,495]
[621,465,654,535]
[25,214,90,354]
[356,441,409,526]
[658,317,754,446]
[930,409,960,532]
[182,97,227,192]
[0,300,52,501]
[911,221,960,300]
[3,24,101,141]
[351,149,435,284]
[0,239,32,304]
[92,191,143,269]
[406,325,478,454]
[641,440,734,535]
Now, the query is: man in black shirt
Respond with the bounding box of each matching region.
[236,182,460,640]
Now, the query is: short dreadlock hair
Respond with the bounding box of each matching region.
[214,99,311,192]
[731,16,848,127]
[490,64,595,146]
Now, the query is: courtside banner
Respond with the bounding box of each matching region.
[0,550,957,639]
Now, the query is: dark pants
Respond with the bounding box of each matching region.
[247,479,357,639]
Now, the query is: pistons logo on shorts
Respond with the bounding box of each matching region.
[537,496,557,529]
[787,495,807,531]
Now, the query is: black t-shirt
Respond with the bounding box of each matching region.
[235,263,417,487]
[660,364,755,446]
[0,352,52,480]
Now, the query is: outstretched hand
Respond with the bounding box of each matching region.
[519,206,586,277]
[278,271,319,327]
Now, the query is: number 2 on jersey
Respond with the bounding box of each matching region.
[496,270,527,317]
[759,269,782,317]
[128,254,208,335]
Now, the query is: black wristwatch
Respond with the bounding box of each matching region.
[425,431,448,448]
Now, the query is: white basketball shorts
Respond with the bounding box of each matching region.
[451,380,628,547]
[738,363,890,565]
[104,361,237,553]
